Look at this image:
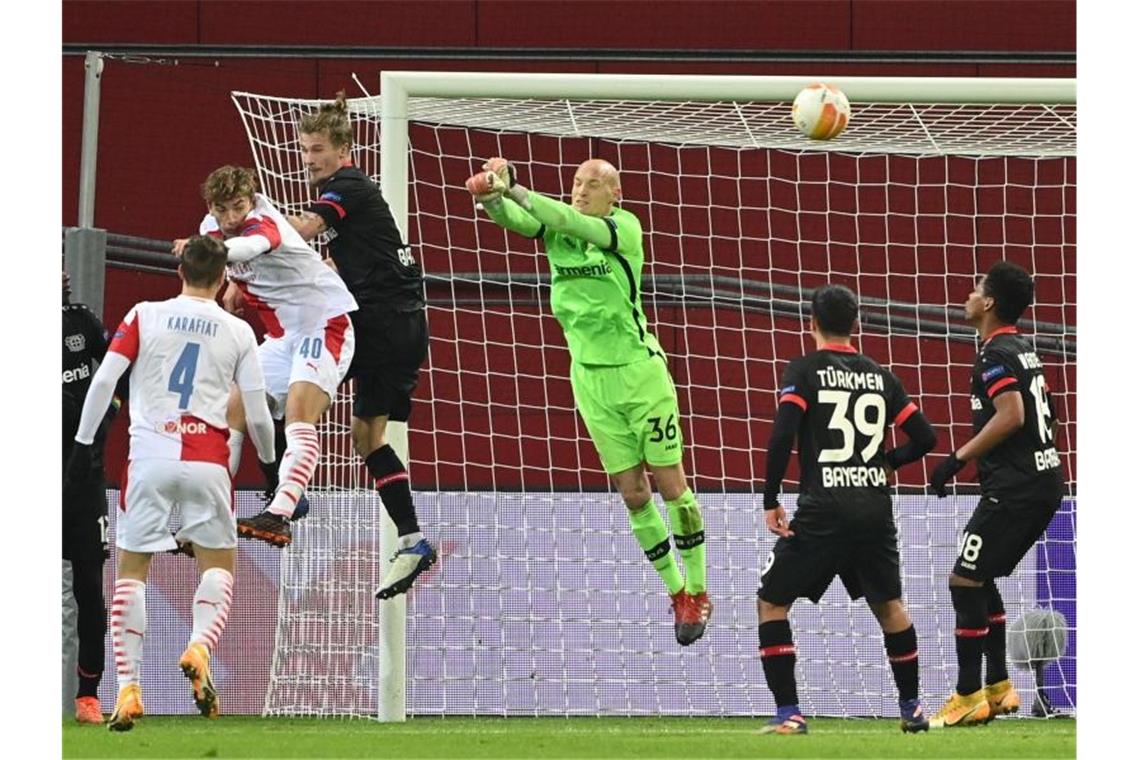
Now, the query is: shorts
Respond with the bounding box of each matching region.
[758,521,903,605]
[259,314,355,419]
[346,307,429,421]
[119,459,235,553]
[570,354,683,474]
[63,477,109,562]
[953,491,1062,581]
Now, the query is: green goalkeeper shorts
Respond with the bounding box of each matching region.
[569,354,684,474]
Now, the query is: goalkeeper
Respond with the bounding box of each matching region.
[467,158,710,645]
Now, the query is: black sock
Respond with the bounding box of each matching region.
[883,626,919,702]
[758,619,799,709]
[365,445,420,537]
[984,581,1009,686]
[950,585,989,695]
[72,559,106,699]
[76,667,101,699]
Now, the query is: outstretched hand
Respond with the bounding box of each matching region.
[172,238,190,257]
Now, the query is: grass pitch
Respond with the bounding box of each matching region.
[63,714,1075,758]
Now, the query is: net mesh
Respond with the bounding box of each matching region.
[230,86,1076,718]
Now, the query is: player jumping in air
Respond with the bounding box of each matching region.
[927,261,1064,728]
[466,157,711,645]
[66,237,277,730]
[176,166,358,547]
[758,285,936,734]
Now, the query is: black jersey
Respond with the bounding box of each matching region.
[62,302,110,473]
[308,165,424,312]
[778,345,917,533]
[970,327,1064,497]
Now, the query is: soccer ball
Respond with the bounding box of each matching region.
[792,83,851,141]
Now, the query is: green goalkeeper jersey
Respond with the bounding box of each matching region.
[485,193,663,366]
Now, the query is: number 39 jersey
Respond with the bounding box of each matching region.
[108,295,265,467]
[777,345,918,531]
[970,327,1064,497]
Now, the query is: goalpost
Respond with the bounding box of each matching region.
[232,72,1076,721]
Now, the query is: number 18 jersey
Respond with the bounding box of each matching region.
[108,295,264,467]
[777,344,918,533]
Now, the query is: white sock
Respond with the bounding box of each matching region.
[228,430,245,477]
[397,531,423,550]
[190,568,234,652]
[110,578,146,690]
[268,422,320,518]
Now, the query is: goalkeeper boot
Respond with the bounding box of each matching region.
[899,698,930,733]
[985,679,1020,719]
[929,689,991,728]
[759,706,808,735]
[674,591,712,646]
[375,538,437,599]
[107,683,144,732]
[179,642,219,719]
[237,511,292,547]
[74,696,103,725]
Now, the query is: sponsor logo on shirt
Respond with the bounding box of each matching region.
[62,364,91,384]
[157,419,208,436]
[65,333,86,352]
[553,262,613,277]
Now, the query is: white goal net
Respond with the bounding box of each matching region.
[232,74,1075,719]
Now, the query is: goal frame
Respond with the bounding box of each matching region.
[365,71,1075,722]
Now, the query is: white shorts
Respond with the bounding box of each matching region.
[119,459,235,553]
[259,314,355,419]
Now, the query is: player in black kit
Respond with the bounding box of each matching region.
[758,285,936,735]
[927,261,1064,728]
[287,93,436,599]
[62,270,122,724]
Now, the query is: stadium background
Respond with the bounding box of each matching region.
[61,0,1076,718]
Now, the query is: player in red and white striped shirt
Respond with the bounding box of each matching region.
[175,166,358,547]
[66,237,277,730]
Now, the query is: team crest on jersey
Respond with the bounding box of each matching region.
[982,365,1007,382]
[65,333,86,352]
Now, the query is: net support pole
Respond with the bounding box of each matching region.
[375,72,410,723]
[78,51,104,228]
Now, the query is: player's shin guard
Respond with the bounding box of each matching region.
[665,489,706,594]
[227,430,244,477]
[983,581,1009,686]
[190,568,234,652]
[759,620,799,709]
[110,579,146,690]
[365,445,422,545]
[628,501,684,595]
[884,626,920,702]
[267,422,320,519]
[951,585,989,696]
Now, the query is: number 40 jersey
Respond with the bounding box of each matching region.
[777,344,919,532]
[108,294,264,468]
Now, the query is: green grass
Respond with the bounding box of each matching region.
[63,715,1075,759]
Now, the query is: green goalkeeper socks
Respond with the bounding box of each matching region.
[628,501,684,595]
[666,489,707,595]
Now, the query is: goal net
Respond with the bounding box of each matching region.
[231,74,1076,719]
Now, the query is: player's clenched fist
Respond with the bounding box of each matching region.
[465,168,507,203]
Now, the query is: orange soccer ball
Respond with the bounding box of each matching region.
[792,83,851,141]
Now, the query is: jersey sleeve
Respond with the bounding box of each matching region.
[240,212,282,250]
[885,371,918,426]
[776,359,810,411]
[976,353,1020,400]
[107,305,142,361]
[605,209,642,256]
[306,175,366,231]
[198,214,223,238]
[233,323,266,393]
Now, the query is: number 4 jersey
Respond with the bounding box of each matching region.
[108,295,264,467]
[971,326,1064,497]
[777,344,919,531]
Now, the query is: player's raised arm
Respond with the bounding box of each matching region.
[466,160,544,239]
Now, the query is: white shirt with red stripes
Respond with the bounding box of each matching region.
[108,295,265,468]
[198,193,357,338]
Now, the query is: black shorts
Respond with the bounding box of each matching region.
[758,522,902,606]
[953,491,1062,581]
[63,478,109,563]
[345,307,429,421]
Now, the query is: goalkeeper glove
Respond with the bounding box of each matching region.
[259,458,280,502]
[929,452,965,497]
